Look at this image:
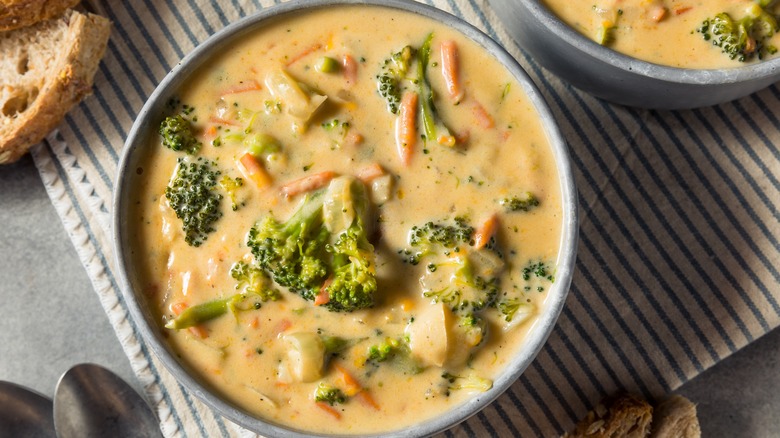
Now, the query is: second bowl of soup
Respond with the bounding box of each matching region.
[490,0,780,109]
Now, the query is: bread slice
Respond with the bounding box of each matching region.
[650,395,701,438]
[564,394,653,438]
[0,9,110,164]
[0,0,82,32]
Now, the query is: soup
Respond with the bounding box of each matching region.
[543,0,780,69]
[129,5,562,434]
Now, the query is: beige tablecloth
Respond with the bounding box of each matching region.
[33,0,780,436]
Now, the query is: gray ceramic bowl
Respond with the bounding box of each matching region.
[489,0,780,109]
[113,1,579,436]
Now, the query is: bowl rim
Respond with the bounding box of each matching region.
[112,0,579,436]
[524,0,780,83]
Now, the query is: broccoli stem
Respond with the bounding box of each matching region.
[165,298,229,329]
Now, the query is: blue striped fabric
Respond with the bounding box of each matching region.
[34,0,780,436]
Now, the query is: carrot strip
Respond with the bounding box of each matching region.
[334,364,362,396]
[345,131,364,147]
[280,171,337,198]
[395,91,418,166]
[673,6,692,15]
[221,79,262,95]
[356,163,385,182]
[314,278,332,306]
[171,302,208,339]
[209,116,241,127]
[473,214,499,249]
[649,5,667,22]
[286,43,323,67]
[471,100,494,129]
[316,402,342,419]
[440,40,464,103]
[273,318,292,336]
[355,390,380,411]
[341,54,358,86]
[237,153,273,189]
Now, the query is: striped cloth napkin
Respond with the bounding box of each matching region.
[32,0,780,436]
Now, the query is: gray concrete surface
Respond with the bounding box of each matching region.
[1,153,778,436]
[0,154,141,401]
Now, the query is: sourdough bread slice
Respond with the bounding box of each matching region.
[0,8,110,164]
[0,0,82,32]
[564,394,654,438]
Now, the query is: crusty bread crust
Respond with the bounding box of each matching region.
[564,394,653,438]
[0,0,82,32]
[650,395,701,438]
[0,9,110,164]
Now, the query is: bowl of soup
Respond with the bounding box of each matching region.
[113,0,578,436]
[489,0,780,109]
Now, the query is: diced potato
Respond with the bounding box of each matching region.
[264,70,327,124]
[282,332,325,382]
[323,176,356,234]
[406,302,452,367]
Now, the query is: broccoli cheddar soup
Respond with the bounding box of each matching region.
[129,5,563,435]
[543,0,780,68]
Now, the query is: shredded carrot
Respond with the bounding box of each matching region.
[248,316,260,329]
[345,131,364,147]
[455,129,470,145]
[355,390,380,411]
[356,163,385,182]
[341,54,358,86]
[221,79,262,96]
[238,153,273,189]
[205,125,218,139]
[286,43,323,67]
[471,100,494,129]
[440,40,464,103]
[334,364,362,396]
[473,214,499,249]
[314,278,332,306]
[273,318,293,336]
[209,116,241,127]
[280,171,337,198]
[316,402,342,419]
[395,91,418,166]
[673,6,692,15]
[649,5,667,22]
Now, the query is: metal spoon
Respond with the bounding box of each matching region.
[54,363,162,438]
[0,381,56,437]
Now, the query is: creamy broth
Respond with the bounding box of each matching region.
[543,0,780,68]
[129,6,562,434]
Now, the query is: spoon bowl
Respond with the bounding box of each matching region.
[0,381,55,437]
[53,363,161,438]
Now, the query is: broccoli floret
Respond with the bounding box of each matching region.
[314,382,347,406]
[522,261,555,282]
[365,336,423,374]
[229,261,280,302]
[498,297,537,324]
[441,371,493,396]
[247,193,330,300]
[325,226,377,312]
[165,158,223,247]
[422,254,500,314]
[699,8,779,62]
[246,178,377,312]
[377,45,414,114]
[400,217,474,265]
[219,176,244,211]
[367,337,403,363]
[500,192,539,212]
[159,114,201,154]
